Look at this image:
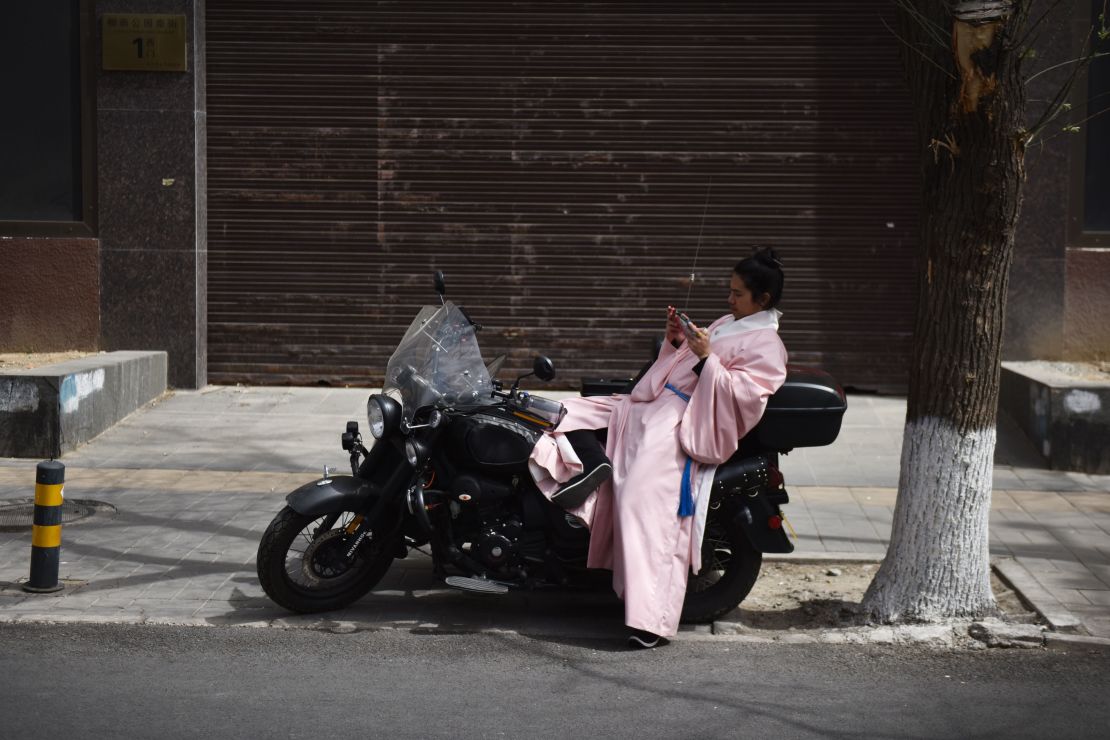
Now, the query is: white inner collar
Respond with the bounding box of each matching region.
[710,308,781,340]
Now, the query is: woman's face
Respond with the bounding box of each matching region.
[728,273,769,319]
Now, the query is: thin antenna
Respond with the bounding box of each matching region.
[684,176,713,309]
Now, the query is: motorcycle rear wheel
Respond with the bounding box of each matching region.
[681,503,763,624]
[257,506,394,613]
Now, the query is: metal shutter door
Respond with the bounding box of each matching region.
[207,0,917,391]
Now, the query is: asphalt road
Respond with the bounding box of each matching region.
[1,624,1108,739]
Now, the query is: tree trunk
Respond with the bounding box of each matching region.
[862,1,1029,622]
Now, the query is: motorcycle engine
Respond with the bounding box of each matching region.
[474,516,523,570]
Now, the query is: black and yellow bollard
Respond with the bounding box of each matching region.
[23,461,65,593]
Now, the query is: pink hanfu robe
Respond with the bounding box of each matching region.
[529,309,787,637]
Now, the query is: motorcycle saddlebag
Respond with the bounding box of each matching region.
[753,365,847,450]
[712,454,770,496]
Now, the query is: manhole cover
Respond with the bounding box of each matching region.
[0,498,117,531]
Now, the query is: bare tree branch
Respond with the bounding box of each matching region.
[1029,89,1110,106]
[891,0,953,50]
[1016,0,1071,49]
[1037,102,1110,145]
[881,15,959,80]
[1024,33,1095,141]
[1026,52,1110,83]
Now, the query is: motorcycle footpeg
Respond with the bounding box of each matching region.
[444,575,510,595]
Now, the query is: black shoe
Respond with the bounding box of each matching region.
[627,629,664,649]
[550,463,612,510]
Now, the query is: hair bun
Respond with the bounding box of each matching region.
[753,246,784,270]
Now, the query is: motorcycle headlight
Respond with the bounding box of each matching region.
[404,439,427,467]
[366,394,401,439]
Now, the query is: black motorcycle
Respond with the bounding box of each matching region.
[256,274,846,624]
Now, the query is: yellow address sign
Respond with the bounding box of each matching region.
[102,14,187,72]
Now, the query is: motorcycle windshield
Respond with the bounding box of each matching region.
[383,302,492,420]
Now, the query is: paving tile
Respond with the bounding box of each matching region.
[1036,572,1108,590]
[1015,546,1085,562]
[1011,472,1090,492]
[776,464,818,486]
[794,486,855,499]
[988,542,1016,557]
[861,505,894,523]
[1013,526,1070,546]
[1016,556,1063,572]
[991,468,1025,487]
[1046,588,1093,606]
[849,487,897,506]
[88,596,138,608]
[793,536,826,553]
[1041,558,1106,573]
[989,523,1033,547]
[782,514,816,531]
[1092,518,1110,540]
[1077,589,1110,606]
[1086,563,1110,587]
[1064,605,1110,637]
[989,490,1025,511]
[1010,490,1082,513]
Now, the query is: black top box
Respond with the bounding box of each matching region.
[753,365,847,450]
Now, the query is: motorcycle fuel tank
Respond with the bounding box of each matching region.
[447,412,537,473]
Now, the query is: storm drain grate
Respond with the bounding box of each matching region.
[0,498,117,531]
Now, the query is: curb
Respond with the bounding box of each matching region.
[0,556,1101,645]
[1043,632,1110,650]
[992,557,1085,633]
[0,610,1069,650]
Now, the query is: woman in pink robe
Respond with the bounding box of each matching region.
[528,248,788,647]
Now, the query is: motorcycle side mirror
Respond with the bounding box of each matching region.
[433,271,446,298]
[510,356,556,391]
[533,355,556,382]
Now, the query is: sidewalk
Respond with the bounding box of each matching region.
[1,387,1108,639]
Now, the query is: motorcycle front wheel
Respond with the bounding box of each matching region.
[681,502,763,624]
[257,506,395,614]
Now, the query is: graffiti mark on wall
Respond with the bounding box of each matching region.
[60,369,105,414]
[1064,390,1102,415]
[0,379,40,413]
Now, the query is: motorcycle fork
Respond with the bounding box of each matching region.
[312,512,365,544]
[338,482,403,565]
[307,512,339,538]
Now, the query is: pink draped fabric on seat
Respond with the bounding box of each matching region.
[528,311,787,637]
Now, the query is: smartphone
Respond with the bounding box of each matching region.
[676,311,698,337]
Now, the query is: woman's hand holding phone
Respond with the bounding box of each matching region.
[666,305,685,345]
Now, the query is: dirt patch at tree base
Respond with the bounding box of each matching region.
[722,561,1038,631]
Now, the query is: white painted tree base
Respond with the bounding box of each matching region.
[862,416,997,622]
